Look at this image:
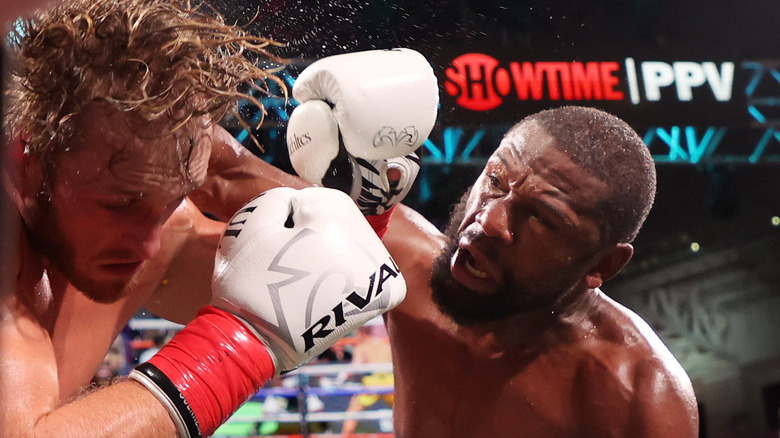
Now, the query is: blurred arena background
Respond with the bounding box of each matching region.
[78,1,778,436]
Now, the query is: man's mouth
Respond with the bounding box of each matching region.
[463,252,491,279]
[100,261,143,277]
[450,244,498,293]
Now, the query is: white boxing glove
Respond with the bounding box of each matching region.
[130,187,405,438]
[211,186,407,373]
[289,48,438,160]
[286,48,437,215]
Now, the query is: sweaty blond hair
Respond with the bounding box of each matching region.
[4,0,284,168]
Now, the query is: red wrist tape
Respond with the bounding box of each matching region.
[365,207,395,239]
[139,305,275,437]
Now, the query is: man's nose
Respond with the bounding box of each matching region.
[476,199,514,245]
[125,212,165,260]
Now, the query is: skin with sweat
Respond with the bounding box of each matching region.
[0,102,306,436]
[381,122,699,438]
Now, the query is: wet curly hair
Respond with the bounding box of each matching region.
[4,0,284,170]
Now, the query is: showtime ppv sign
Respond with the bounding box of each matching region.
[441,52,748,126]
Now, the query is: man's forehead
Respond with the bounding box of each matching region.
[491,122,553,162]
[74,103,177,144]
[69,103,210,161]
[488,124,609,197]
[62,103,209,187]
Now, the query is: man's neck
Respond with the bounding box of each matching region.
[15,222,67,328]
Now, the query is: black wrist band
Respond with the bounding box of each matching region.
[133,362,202,438]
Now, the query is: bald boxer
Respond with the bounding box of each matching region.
[0,0,418,436]
[290,105,699,437]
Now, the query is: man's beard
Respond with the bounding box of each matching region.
[26,196,130,304]
[430,189,581,326]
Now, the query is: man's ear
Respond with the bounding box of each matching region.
[3,133,46,221]
[584,243,634,290]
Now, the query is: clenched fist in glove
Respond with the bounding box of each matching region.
[130,187,405,438]
[286,48,439,227]
[212,187,406,370]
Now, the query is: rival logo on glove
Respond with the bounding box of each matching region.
[301,259,399,351]
[223,204,258,238]
[373,125,419,150]
[220,200,403,367]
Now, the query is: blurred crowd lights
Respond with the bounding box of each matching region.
[684,216,778,254]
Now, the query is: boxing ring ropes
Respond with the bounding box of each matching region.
[129,318,395,438]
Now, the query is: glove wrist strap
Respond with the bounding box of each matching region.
[130,363,198,438]
[130,305,275,437]
[365,206,396,239]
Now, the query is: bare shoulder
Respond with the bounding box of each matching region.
[384,204,444,267]
[572,292,699,438]
[0,296,59,433]
[382,204,444,312]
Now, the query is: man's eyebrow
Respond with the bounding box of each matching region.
[537,197,576,227]
[106,187,145,198]
[495,150,512,168]
[529,183,578,226]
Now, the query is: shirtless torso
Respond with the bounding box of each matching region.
[378,113,699,437]
[0,108,304,435]
[384,206,698,438]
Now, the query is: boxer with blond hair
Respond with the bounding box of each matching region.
[0,0,438,435]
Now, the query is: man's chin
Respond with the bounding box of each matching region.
[432,294,484,326]
[432,285,508,326]
[430,258,511,326]
[83,287,129,305]
[69,273,131,304]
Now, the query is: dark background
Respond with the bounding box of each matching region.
[212,0,780,277]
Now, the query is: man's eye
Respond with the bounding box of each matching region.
[102,198,133,211]
[530,212,556,229]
